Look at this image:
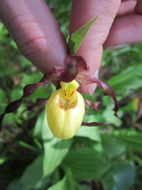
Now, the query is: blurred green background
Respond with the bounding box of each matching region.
[0,0,142,190]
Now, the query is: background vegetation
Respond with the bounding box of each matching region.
[0,0,142,189]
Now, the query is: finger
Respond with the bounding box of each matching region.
[70,0,121,94]
[117,0,137,16]
[104,14,142,49]
[0,0,67,73]
[135,0,142,13]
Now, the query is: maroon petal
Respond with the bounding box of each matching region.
[82,122,108,126]
[23,83,44,97]
[73,56,88,71]
[87,76,119,117]
[0,56,87,130]
[60,56,88,82]
[0,69,59,130]
[85,100,101,111]
[5,99,22,113]
[138,97,142,119]
[41,68,64,83]
[0,114,4,131]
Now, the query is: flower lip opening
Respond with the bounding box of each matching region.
[56,93,78,110]
[57,80,79,110]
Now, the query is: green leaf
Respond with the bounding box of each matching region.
[103,103,122,127]
[108,65,142,91]
[18,141,39,152]
[76,126,101,141]
[102,162,135,190]
[34,112,72,177]
[0,156,8,165]
[48,169,79,190]
[101,134,126,159]
[21,72,42,87]
[64,148,110,180]
[69,17,98,54]
[43,139,72,177]
[48,175,68,190]
[114,131,142,153]
[7,180,23,190]
[8,155,45,190]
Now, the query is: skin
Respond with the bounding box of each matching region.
[0,0,142,94]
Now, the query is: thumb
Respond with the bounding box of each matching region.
[70,0,121,94]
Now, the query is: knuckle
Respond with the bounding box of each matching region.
[97,0,121,16]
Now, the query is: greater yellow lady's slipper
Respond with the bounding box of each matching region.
[46,80,85,139]
[0,17,118,130]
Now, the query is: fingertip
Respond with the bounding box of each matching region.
[104,14,142,49]
[70,0,121,93]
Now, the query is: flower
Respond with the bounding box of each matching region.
[0,56,118,134]
[46,80,85,139]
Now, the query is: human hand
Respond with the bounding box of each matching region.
[1,0,141,95]
[70,0,142,94]
[105,0,142,48]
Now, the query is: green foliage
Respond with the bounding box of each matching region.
[0,0,142,190]
[64,148,110,180]
[76,126,101,141]
[69,17,98,55]
[7,155,44,190]
[43,139,72,177]
[48,175,68,190]
[102,162,135,190]
[108,65,142,91]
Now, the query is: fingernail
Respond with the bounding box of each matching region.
[107,44,128,50]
